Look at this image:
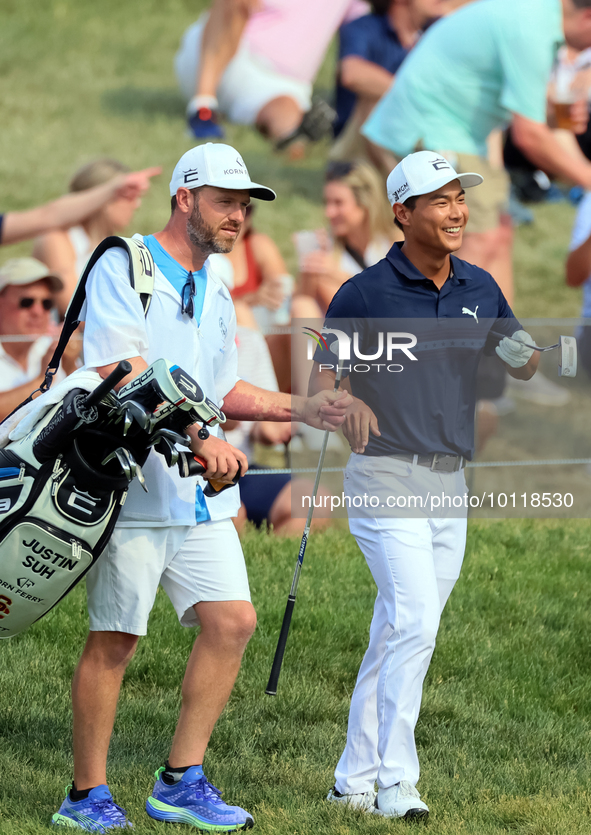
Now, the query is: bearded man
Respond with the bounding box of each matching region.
[51,143,351,832]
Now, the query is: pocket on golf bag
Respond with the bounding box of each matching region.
[0,449,126,638]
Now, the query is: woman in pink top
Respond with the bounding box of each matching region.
[175,0,368,147]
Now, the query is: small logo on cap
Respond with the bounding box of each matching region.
[183,168,199,185]
[236,156,245,168]
[429,157,451,171]
[391,182,410,203]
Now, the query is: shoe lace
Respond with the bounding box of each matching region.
[185,775,223,804]
[90,798,129,822]
[398,781,420,799]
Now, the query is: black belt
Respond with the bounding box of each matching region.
[391,452,466,473]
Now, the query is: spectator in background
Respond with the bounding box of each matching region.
[175,0,368,150]
[294,159,398,316]
[208,205,293,391]
[566,189,591,375]
[332,0,448,161]
[33,159,143,319]
[290,160,398,432]
[0,167,159,248]
[361,0,591,309]
[0,258,79,421]
[226,304,333,534]
[217,205,287,313]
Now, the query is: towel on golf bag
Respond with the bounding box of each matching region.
[0,369,102,448]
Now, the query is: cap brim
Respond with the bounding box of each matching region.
[248,184,276,201]
[0,272,64,293]
[457,172,484,189]
[202,178,276,201]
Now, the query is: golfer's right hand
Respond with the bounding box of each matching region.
[343,398,381,455]
[187,430,248,482]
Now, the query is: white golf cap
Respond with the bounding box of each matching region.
[0,257,63,294]
[386,150,483,206]
[169,143,276,201]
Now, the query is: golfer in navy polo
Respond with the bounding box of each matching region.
[311,151,540,820]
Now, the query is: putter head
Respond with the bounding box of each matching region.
[559,336,577,378]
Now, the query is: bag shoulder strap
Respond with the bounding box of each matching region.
[5,236,155,419]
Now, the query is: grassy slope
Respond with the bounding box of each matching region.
[1,2,591,833]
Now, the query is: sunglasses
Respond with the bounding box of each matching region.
[19,297,54,311]
[181,271,196,319]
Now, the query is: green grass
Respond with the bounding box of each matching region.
[2,522,591,834]
[2,1,591,833]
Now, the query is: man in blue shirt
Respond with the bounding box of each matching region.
[332,0,445,158]
[310,151,539,820]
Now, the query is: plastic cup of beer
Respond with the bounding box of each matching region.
[554,97,577,131]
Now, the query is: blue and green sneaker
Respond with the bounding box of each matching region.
[52,784,132,831]
[146,766,254,830]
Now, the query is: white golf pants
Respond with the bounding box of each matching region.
[334,457,467,793]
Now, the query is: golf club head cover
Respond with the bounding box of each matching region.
[176,450,241,497]
[116,359,225,431]
[495,329,535,368]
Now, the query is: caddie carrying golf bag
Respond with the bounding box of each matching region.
[0,237,230,638]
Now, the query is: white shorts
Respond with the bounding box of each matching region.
[86,519,250,635]
[174,17,312,125]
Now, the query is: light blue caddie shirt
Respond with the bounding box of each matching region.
[143,234,210,524]
[362,0,564,158]
[143,234,207,324]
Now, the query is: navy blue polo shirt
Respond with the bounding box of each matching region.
[315,243,520,459]
[335,14,410,136]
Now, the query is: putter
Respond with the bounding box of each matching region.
[266,344,344,696]
[492,331,577,377]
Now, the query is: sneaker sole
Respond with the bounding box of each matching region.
[374,806,429,821]
[146,797,254,831]
[404,808,429,822]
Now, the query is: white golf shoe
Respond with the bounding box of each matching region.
[326,786,377,811]
[374,781,429,820]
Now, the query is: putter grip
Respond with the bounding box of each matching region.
[84,360,133,408]
[265,595,296,695]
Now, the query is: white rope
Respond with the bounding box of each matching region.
[245,459,591,475]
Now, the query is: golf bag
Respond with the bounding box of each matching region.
[0,237,227,638]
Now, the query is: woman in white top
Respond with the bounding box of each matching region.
[290,159,399,400]
[33,158,142,318]
[295,159,399,316]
